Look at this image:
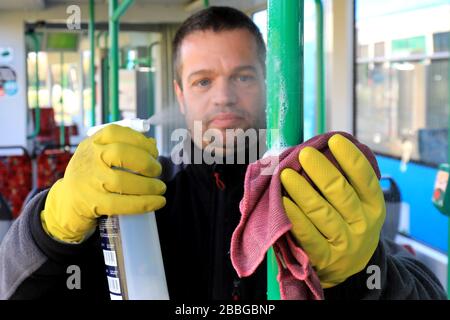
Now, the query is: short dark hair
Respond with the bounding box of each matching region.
[172,6,266,88]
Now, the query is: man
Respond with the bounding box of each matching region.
[0,6,446,300]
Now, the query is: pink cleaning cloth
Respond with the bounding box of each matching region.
[230,131,381,300]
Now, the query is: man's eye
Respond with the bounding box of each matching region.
[194,79,211,87]
[237,75,254,82]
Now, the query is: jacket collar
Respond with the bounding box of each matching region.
[177,137,263,187]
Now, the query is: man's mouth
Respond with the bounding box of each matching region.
[209,113,243,128]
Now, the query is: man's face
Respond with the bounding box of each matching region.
[174,29,266,151]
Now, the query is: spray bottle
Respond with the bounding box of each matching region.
[87,119,169,300]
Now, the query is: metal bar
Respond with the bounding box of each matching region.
[109,0,119,121]
[96,31,109,49]
[26,32,41,139]
[102,54,110,124]
[109,0,135,122]
[59,52,65,146]
[315,0,325,134]
[357,52,450,64]
[102,32,109,123]
[89,0,96,126]
[112,0,135,22]
[266,0,304,300]
[96,31,103,47]
[148,42,159,137]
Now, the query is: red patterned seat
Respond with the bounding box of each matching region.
[0,151,32,219]
[32,108,72,146]
[37,149,73,189]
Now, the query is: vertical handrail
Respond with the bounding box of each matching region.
[96,31,108,48]
[111,0,135,21]
[59,52,65,146]
[315,0,326,134]
[26,32,41,139]
[97,31,109,123]
[204,0,209,8]
[109,0,135,122]
[266,0,304,300]
[89,0,96,126]
[109,0,119,122]
[102,54,110,124]
[96,31,103,47]
[147,42,159,137]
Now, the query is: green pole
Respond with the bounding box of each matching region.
[109,0,135,122]
[96,31,103,48]
[266,0,304,300]
[104,33,109,49]
[59,52,65,146]
[89,0,96,126]
[102,32,109,123]
[26,32,41,139]
[315,0,326,134]
[109,0,119,122]
[147,42,159,137]
[96,31,108,49]
[102,54,110,124]
[203,0,209,8]
[112,0,135,21]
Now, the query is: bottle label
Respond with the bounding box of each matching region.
[99,216,128,300]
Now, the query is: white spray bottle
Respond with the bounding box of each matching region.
[87,119,169,300]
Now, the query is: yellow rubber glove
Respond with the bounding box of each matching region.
[280,134,386,288]
[41,124,167,243]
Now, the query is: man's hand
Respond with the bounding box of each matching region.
[41,124,167,243]
[280,134,386,288]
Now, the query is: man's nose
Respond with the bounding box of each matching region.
[211,78,238,108]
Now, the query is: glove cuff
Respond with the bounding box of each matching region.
[41,180,95,243]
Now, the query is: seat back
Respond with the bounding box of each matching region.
[37,148,73,189]
[0,147,32,219]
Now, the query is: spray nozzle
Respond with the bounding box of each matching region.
[86,118,151,137]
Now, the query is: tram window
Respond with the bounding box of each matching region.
[374,42,385,58]
[355,0,450,166]
[26,51,81,131]
[357,45,369,59]
[433,31,450,53]
[27,52,49,109]
[48,52,81,127]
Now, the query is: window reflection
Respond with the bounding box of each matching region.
[355,0,449,166]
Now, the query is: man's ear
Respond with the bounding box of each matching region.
[174,80,185,115]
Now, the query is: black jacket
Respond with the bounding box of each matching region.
[0,149,447,300]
